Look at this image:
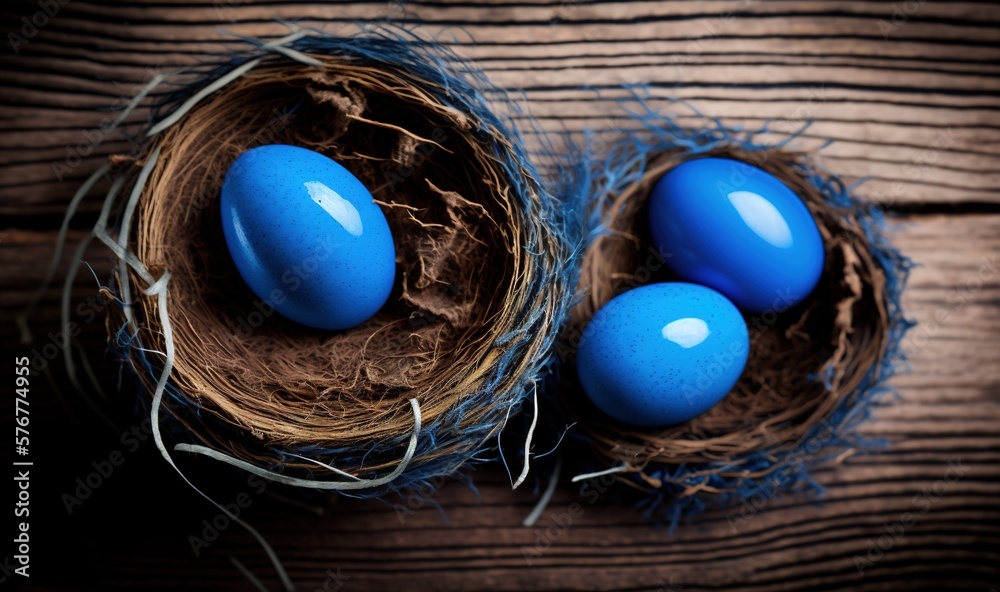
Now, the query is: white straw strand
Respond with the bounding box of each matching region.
[175,398,422,491]
[512,382,539,489]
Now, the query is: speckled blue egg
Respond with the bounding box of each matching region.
[576,283,749,427]
[648,157,824,313]
[220,144,396,331]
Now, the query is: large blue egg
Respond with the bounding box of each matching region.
[220,144,396,331]
[648,158,824,313]
[576,283,749,427]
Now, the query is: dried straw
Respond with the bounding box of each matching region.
[100,30,579,498]
[556,102,913,524]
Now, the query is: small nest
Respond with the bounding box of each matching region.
[103,32,575,493]
[559,117,912,521]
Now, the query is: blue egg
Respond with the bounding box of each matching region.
[220,144,396,330]
[648,157,824,313]
[576,283,749,427]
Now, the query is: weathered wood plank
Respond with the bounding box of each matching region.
[2,2,998,590]
[4,3,1000,216]
[2,212,997,590]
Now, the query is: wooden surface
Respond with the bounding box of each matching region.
[1,1,999,591]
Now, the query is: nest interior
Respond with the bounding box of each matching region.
[117,56,555,475]
[562,144,892,495]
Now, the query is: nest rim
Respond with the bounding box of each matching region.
[561,140,910,504]
[103,33,577,492]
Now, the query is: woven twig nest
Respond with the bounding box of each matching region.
[101,31,575,494]
[559,113,911,521]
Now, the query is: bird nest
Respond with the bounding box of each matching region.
[559,114,912,522]
[99,31,576,495]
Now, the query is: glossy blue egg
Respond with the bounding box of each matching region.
[220,144,396,331]
[576,283,749,427]
[648,157,824,313]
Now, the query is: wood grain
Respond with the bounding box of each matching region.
[1,1,998,591]
[4,2,1000,213]
[2,185,998,592]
